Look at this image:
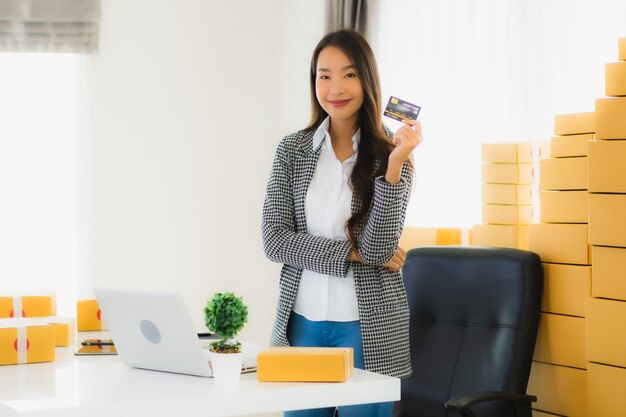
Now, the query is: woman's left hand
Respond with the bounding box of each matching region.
[385,119,422,183]
[390,119,422,164]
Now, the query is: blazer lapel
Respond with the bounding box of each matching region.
[293,130,321,234]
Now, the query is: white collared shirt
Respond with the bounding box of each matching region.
[293,117,360,322]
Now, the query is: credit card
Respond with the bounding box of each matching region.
[383,96,421,122]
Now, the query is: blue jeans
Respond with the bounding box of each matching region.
[284,312,394,417]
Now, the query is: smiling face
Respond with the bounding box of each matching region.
[315,46,364,126]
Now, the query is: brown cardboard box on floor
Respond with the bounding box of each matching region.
[540,190,588,223]
[554,112,595,136]
[589,194,626,248]
[540,157,588,191]
[529,223,590,265]
[595,97,626,140]
[588,139,626,193]
[542,263,591,317]
[592,246,626,301]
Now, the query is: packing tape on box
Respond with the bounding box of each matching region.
[16,326,27,364]
[12,297,23,318]
[461,229,470,245]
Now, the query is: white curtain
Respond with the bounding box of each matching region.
[370,0,626,228]
[0,53,85,316]
[0,0,100,53]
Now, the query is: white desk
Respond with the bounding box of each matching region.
[0,336,400,417]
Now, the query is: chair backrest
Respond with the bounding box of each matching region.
[395,246,543,417]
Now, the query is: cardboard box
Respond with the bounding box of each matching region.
[595,97,626,140]
[0,318,56,365]
[527,361,587,417]
[481,183,536,205]
[542,263,591,317]
[539,157,588,191]
[588,139,626,193]
[534,313,586,369]
[481,143,537,163]
[532,411,563,417]
[606,61,626,97]
[0,294,55,318]
[587,362,626,417]
[481,163,537,184]
[592,246,626,301]
[257,347,353,382]
[589,194,626,248]
[38,317,75,347]
[77,299,106,331]
[550,134,592,158]
[482,204,536,225]
[586,298,626,368]
[470,224,528,250]
[399,227,465,248]
[528,223,590,265]
[540,191,588,223]
[554,112,595,136]
[620,38,626,61]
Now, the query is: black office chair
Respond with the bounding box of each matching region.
[395,246,543,417]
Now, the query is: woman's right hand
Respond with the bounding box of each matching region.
[383,247,406,272]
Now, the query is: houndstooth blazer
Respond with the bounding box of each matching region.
[262,127,413,378]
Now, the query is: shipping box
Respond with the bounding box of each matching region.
[528,361,587,417]
[588,139,626,193]
[257,347,353,382]
[542,263,591,317]
[528,223,590,265]
[540,157,588,191]
[550,134,592,158]
[592,246,626,301]
[589,194,626,248]
[534,313,586,369]
[554,112,595,136]
[595,97,626,140]
[586,298,626,368]
[540,191,588,224]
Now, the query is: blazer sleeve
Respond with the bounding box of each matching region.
[262,140,353,277]
[357,161,414,265]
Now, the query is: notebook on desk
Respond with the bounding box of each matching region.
[94,288,257,378]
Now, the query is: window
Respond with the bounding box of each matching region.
[373,0,626,228]
[0,53,85,316]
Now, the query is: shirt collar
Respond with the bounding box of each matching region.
[313,116,361,154]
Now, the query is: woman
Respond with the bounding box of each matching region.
[262,29,422,417]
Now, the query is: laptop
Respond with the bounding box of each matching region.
[94,288,257,378]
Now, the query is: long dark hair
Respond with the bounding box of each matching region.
[306,29,408,250]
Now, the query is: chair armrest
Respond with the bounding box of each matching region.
[445,391,537,416]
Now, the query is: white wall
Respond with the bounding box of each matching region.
[86,0,325,344]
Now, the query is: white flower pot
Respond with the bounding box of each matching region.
[209,351,242,388]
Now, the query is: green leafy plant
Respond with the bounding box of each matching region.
[203,292,248,353]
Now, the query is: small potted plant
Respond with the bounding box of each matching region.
[203,291,248,387]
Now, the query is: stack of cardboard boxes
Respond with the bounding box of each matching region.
[399,227,467,249]
[472,143,541,249]
[526,111,594,417]
[585,37,626,417]
[0,292,75,365]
